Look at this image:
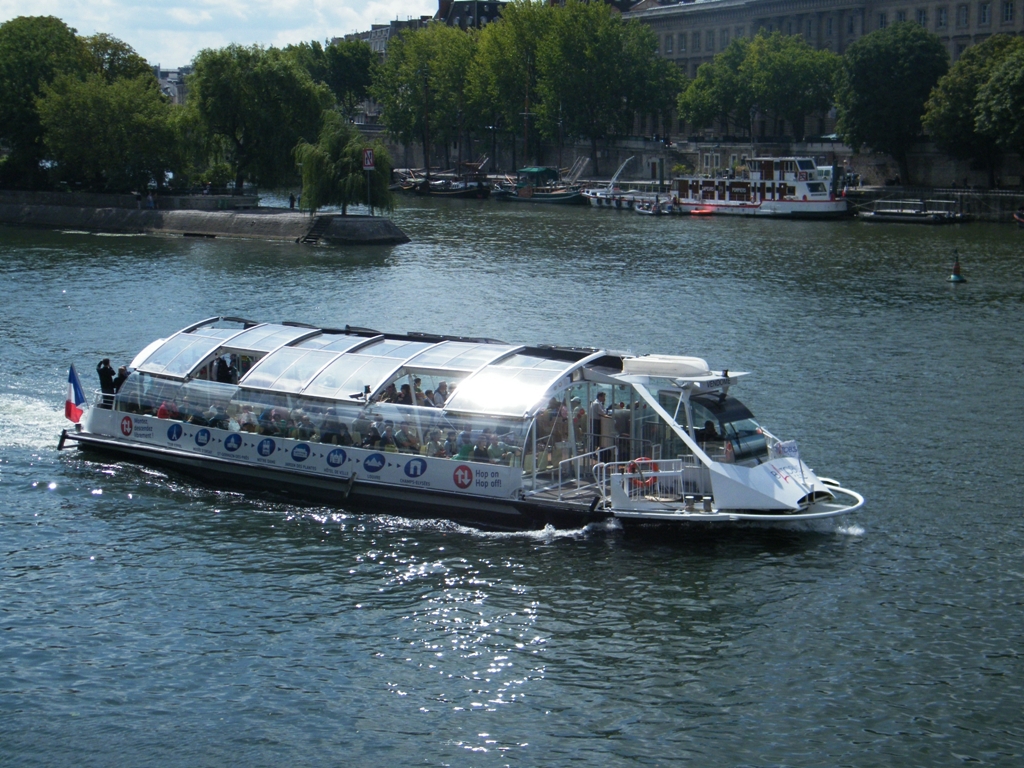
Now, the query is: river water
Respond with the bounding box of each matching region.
[2,199,1022,766]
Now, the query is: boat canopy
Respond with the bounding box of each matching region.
[127,318,600,419]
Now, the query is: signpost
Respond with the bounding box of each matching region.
[363,148,375,216]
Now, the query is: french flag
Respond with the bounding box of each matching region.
[65,364,87,423]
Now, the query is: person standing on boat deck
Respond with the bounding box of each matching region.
[112,366,128,394]
[96,359,116,408]
[590,391,610,452]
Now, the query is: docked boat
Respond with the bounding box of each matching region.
[59,317,863,530]
[493,162,590,205]
[634,197,673,216]
[413,157,492,199]
[582,157,640,210]
[858,199,969,224]
[673,157,848,219]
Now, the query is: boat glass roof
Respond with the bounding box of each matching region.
[444,366,567,416]
[406,341,518,371]
[240,348,339,393]
[301,355,403,400]
[223,324,311,353]
[135,334,225,377]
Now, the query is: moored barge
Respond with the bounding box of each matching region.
[60,318,863,529]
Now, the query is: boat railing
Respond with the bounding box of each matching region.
[595,457,712,504]
[522,446,617,501]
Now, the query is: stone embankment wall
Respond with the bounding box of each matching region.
[0,189,260,210]
[845,188,1024,223]
[0,191,409,244]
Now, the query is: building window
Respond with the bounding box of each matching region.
[679,33,686,53]
[896,10,907,21]
[980,2,991,23]
[957,4,970,24]
[721,29,730,47]
[937,7,948,26]
[848,16,855,33]
[707,30,715,51]
[827,17,834,35]
[1003,1,1014,21]
[665,34,673,54]
[879,12,888,27]
[736,26,745,37]
[787,21,794,34]
[693,31,701,52]
[917,8,927,23]
[955,42,968,58]
[807,20,813,36]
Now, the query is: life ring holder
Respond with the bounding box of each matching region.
[627,457,659,489]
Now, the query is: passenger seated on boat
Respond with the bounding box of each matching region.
[157,400,179,420]
[472,435,491,462]
[378,383,398,403]
[433,382,449,407]
[487,433,520,464]
[443,430,459,457]
[362,426,381,448]
[204,405,230,430]
[421,389,434,407]
[395,384,414,406]
[394,421,420,452]
[378,425,398,452]
[292,412,318,441]
[238,405,258,432]
[424,430,445,457]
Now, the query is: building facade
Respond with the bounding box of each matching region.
[627,0,1024,80]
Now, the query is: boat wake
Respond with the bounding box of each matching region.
[0,394,66,451]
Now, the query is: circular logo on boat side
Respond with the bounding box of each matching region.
[257,438,276,457]
[452,464,473,489]
[166,423,182,442]
[326,448,347,468]
[291,443,310,462]
[404,457,427,478]
[195,428,211,447]
[120,416,133,436]
[363,452,386,474]
[224,433,242,452]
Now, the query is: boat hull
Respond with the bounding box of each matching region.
[675,200,849,219]
[63,428,607,531]
[494,190,589,205]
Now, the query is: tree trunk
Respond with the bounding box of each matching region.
[234,171,244,193]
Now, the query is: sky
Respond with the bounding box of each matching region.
[0,0,437,67]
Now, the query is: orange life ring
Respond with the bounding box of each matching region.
[627,457,659,488]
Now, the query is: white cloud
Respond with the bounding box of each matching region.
[0,0,438,65]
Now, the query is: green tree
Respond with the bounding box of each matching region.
[294,110,393,215]
[622,18,684,144]
[324,40,375,120]
[974,46,1024,168]
[467,0,552,166]
[372,23,479,171]
[38,72,175,192]
[535,0,658,173]
[0,16,90,188]
[740,32,838,140]
[678,37,752,133]
[83,33,154,83]
[923,35,1024,187]
[187,44,332,191]
[837,22,948,184]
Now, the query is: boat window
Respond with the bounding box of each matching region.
[240,348,338,392]
[690,394,768,461]
[294,333,363,351]
[444,367,562,416]
[225,324,312,353]
[302,355,401,400]
[797,159,815,170]
[135,334,225,377]
[358,338,434,359]
[406,341,517,371]
[807,182,827,193]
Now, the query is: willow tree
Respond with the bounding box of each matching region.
[294,110,393,215]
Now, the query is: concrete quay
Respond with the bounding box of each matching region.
[0,191,409,245]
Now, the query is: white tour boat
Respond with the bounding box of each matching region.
[673,157,848,219]
[582,157,641,210]
[59,318,863,530]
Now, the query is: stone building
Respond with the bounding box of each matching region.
[627,0,1024,80]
